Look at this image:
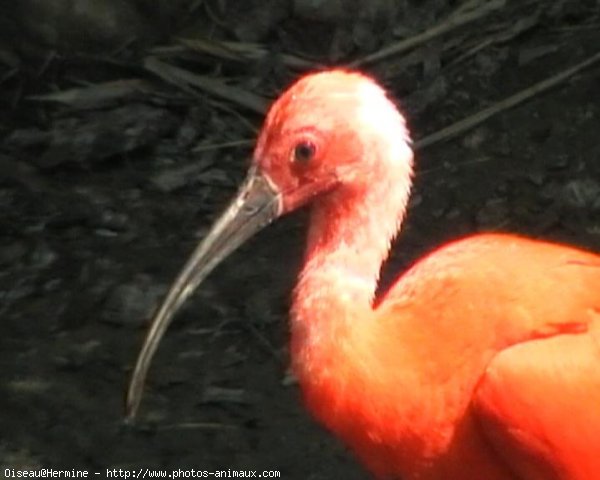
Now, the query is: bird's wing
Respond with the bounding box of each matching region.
[473,320,600,480]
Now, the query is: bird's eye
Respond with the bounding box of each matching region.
[293,141,316,165]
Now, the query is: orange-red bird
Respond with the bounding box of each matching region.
[127,70,600,480]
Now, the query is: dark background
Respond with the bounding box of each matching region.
[1,1,599,478]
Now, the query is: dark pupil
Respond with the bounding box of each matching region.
[294,142,315,163]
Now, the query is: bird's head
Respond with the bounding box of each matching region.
[254,69,413,212]
[126,69,413,419]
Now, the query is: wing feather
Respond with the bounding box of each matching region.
[474,321,600,480]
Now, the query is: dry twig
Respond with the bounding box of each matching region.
[415,50,600,150]
[175,38,315,69]
[27,79,154,109]
[144,57,268,114]
[351,0,506,67]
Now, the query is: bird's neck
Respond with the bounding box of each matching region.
[290,175,410,381]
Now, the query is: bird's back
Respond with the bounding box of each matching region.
[350,232,600,479]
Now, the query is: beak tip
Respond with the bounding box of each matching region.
[124,398,139,422]
[124,376,142,421]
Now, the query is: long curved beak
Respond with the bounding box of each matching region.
[126,167,281,420]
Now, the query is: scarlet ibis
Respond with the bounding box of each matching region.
[127,70,600,480]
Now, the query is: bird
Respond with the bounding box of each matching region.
[126,69,600,480]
